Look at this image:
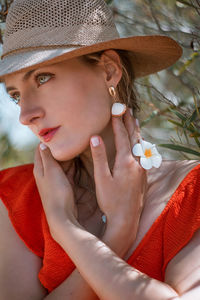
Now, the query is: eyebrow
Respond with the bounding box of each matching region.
[5,69,37,93]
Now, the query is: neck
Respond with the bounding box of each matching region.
[79,119,116,187]
[59,119,116,220]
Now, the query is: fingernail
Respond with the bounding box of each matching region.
[129,108,133,116]
[136,118,140,127]
[91,136,100,147]
[40,143,47,150]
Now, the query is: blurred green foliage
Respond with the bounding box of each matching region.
[0,134,35,169]
[0,0,200,169]
[111,0,200,160]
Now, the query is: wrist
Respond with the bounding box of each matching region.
[48,212,81,244]
[101,222,137,258]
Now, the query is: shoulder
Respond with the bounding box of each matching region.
[162,160,200,294]
[162,159,200,236]
[146,159,200,204]
[149,160,200,295]
[143,159,200,244]
[125,160,200,257]
[147,159,200,186]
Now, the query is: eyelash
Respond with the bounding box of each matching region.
[9,73,54,105]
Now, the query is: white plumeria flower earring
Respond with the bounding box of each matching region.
[109,86,127,116]
[132,138,162,170]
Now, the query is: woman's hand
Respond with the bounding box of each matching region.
[90,109,147,237]
[33,145,78,232]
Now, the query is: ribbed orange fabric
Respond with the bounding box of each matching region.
[0,163,200,293]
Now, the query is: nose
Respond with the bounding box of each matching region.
[19,98,45,126]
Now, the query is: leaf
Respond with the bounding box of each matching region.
[176,0,200,9]
[167,119,184,127]
[184,107,200,128]
[158,144,200,157]
[168,107,187,121]
[167,118,200,135]
[193,95,200,119]
[190,132,200,137]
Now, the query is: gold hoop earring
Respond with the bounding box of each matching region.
[109,86,127,117]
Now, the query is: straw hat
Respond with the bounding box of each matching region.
[0,0,182,81]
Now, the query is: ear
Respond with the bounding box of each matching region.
[99,50,123,88]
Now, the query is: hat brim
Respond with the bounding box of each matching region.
[0,35,182,81]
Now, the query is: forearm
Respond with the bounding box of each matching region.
[44,222,132,300]
[43,268,98,300]
[53,219,179,300]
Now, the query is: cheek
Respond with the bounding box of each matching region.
[47,95,111,161]
[56,75,111,125]
[76,74,111,113]
[75,84,112,133]
[42,72,112,160]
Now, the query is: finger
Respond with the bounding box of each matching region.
[111,114,133,160]
[124,109,142,145]
[123,109,144,165]
[90,136,112,183]
[134,117,143,145]
[39,143,61,175]
[33,144,44,177]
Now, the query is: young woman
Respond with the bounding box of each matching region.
[0,0,200,299]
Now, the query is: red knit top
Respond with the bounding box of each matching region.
[0,163,200,293]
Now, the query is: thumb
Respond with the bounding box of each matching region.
[90,136,112,183]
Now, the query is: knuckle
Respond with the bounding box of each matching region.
[123,156,136,170]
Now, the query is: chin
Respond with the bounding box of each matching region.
[49,141,89,162]
[51,150,78,162]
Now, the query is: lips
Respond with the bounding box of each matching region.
[39,126,59,136]
[39,126,60,142]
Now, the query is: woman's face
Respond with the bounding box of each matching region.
[4,55,114,161]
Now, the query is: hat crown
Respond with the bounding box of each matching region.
[3,0,119,57]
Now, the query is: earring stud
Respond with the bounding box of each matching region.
[109,86,127,117]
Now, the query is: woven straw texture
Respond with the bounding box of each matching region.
[0,0,182,79]
[3,0,119,57]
